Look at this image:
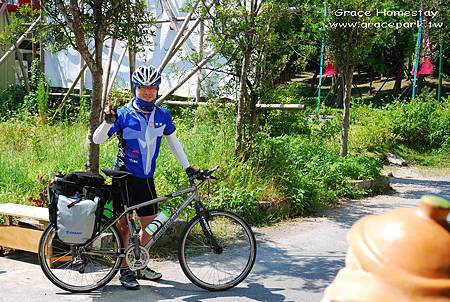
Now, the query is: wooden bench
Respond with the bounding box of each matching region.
[0,203,49,254]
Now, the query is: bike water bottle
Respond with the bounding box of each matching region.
[145,209,170,235]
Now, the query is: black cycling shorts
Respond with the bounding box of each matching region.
[112,175,158,217]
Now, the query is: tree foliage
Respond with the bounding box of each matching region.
[39,1,155,71]
[200,0,301,158]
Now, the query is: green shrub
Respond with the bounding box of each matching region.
[350,104,395,153]
[350,93,450,155]
[391,100,436,148]
[390,93,450,150]
[429,97,450,148]
[0,84,27,121]
[36,77,50,121]
[253,135,382,215]
[261,82,313,137]
[209,187,259,223]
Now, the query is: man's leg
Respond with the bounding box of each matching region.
[116,216,129,269]
[139,214,156,245]
[134,177,162,281]
[137,214,162,281]
[116,215,140,290]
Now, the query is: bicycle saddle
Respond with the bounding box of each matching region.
[101,168,133,179]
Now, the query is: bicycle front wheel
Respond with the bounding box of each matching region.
[38,220,123,293]
[178,210,257,291]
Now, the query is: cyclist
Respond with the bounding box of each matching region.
[93,65,199,290]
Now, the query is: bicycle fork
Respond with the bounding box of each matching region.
[194,201,223,254]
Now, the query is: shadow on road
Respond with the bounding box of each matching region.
[250,234,345,294]
[320,176,450,230]
[322,202,394,229]
[390,177,450,201]
[2,250,39,265]
[94,280,286,302]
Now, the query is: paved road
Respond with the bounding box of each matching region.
[1,167,449,302]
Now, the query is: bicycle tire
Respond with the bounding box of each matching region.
[38,219,123,293]
[178,209,257,291]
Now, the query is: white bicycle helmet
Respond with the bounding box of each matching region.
[132,65,162,87]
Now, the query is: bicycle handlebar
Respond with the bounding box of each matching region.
[189,166,220,183]
[205,165,219,176]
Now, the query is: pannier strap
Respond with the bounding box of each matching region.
[67,197,83,208]
[55,179,78,185]
[101,168,134,179]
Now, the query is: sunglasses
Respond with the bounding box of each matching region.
[136,85,158,90]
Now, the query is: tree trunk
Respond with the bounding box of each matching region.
[331,75,336,95]
[86,41,104,173]
[128,48,136,92]
[334,74,344,108]
[235,47,250,157]
[86,70,103,173]
[394,64,403,94]
[244,91,258,160]
[393,35,404,95]
[340,66,353,157]
[417,74,425,95]
[311,67,318,94]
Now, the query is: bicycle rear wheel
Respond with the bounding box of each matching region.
[38,220,123,293]
[178,210,257,291]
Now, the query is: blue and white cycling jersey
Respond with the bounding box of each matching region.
[107,101,176,178]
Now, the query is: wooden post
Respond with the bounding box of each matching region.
[102,38,116,107]
[15,50,30,92]
[0,16,41,65]
[160,19,202,73]
[31,1,36,60]
[105,45,128,101]
[159,0,199,71]
[4,11,30,92]
[156,51,217,105]
[39,44,45,72]
[196,20,204,104]
[79,56,85,98]
[172,18,202,60]
[52,64,88,119]
[128,47,136,92]
[163,101,306,110]
[0,3,7,15]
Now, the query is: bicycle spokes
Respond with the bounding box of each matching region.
[179,210,257,291]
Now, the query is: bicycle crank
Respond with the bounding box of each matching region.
[125,244,150,271]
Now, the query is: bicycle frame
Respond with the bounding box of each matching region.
[86,183,203,254]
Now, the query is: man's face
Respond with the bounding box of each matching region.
[136,85,158,102]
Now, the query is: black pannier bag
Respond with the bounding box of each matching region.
[48,171,111,244]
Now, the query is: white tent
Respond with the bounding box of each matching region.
[44,0,230,99]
